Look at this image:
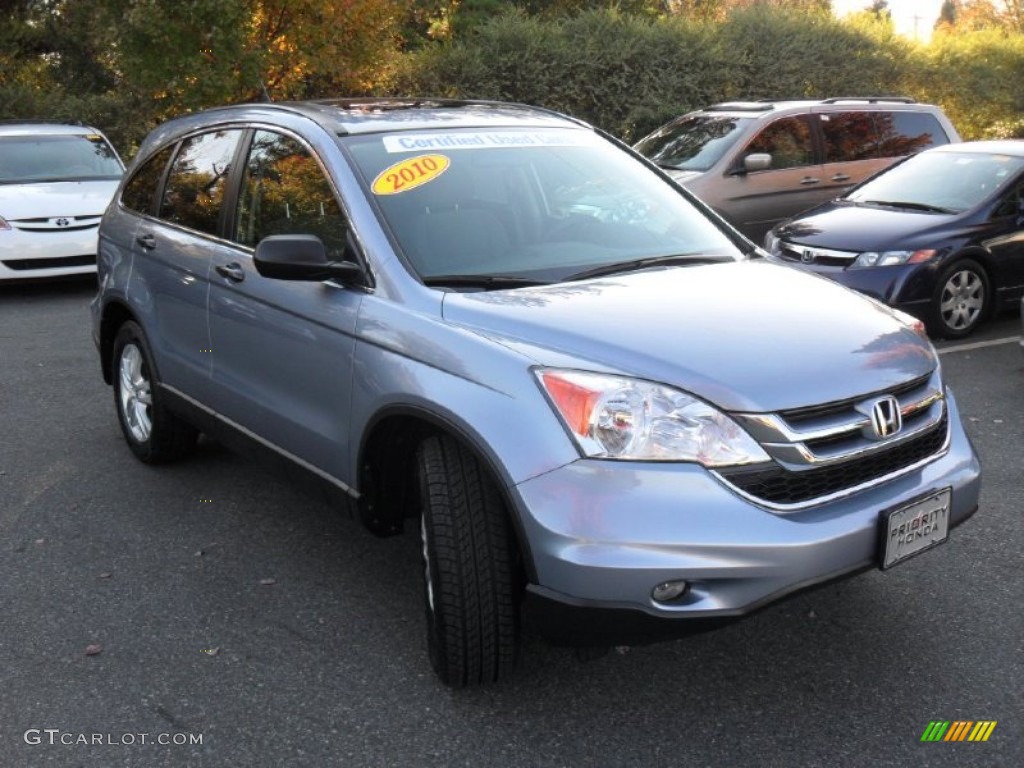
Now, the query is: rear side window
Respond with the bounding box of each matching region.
[821,112,879,162]
[159,130,244,236]
[744,116,814,170]
[874,112,944,158]
[121,146,173,215]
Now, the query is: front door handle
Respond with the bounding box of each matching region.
[136,233,156,250]
[215,263,245,282]
[831,173,851,182]
[800,177,821,185]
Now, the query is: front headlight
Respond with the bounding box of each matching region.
[763,230,778,253]
[890,307,929,338]
[536,369,769,466]
[851,249,936,268]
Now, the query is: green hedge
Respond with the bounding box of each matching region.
[915,28,1024,139]
[387,6,1024,142]
[4,5,1022,155]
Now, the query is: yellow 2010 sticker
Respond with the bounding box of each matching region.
[371,154,450,195]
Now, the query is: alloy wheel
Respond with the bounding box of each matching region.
[939,268,984,332]
[118,343,153,443]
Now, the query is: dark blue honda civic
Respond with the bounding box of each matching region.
[765,140,1024,338]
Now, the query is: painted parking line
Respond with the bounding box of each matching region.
[937,335,1020,355]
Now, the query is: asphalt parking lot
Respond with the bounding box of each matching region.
[1,277,1021,768]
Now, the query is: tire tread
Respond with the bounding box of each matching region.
[418,435,519,687]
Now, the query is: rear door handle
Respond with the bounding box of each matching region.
[136,233,156,250]
[831,173,851,182]
[215,263,245,282]
[799,177,821,185]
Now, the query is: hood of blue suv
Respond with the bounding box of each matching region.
[442,260,935,413]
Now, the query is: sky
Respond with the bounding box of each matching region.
[831,0,945,42]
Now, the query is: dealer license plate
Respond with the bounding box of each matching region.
[880,488,951,569]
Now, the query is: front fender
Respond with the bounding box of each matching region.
[348,297,580,492]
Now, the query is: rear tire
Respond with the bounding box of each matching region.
[112,321,198,463]
[416,435,520,687]
[928,259,989,339]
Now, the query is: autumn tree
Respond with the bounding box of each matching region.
[932,0,1023,31]
[1,0,408,149]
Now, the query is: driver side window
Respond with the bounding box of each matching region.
[234,130,348,260]
[745,116,814,170]
[992,180,1024,219]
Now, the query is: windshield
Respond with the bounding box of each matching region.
[847,150,1024,214]
[0,133,124,184]
[345,127,742,285]
[633,115,753,172]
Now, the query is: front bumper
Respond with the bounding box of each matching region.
[513,389,980,645]
[0,226,99,279]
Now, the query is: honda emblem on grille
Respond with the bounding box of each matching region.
[801,249,814,264]
[869,395,902,439]
[54,218,71,227]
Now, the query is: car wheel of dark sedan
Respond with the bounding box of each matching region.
[416,435,520,688]
[112,321,198,463]
[929,259,989,339]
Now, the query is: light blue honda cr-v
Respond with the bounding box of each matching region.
[91,99,981,687]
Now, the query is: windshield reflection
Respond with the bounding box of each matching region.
[0,135,123,183]
[633,115,751,171]
[346,127,742,288]
[848,151,1024,214]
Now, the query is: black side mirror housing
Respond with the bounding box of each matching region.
[254,234,366,285]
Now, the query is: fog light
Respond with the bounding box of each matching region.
[651,580,689,603]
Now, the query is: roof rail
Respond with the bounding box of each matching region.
[0,118,87,126]
[819,96,916,104]
[705,102,774,113]
[301,97,594,133]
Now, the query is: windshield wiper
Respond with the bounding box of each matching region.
[564,253,731,282]
[857,199,957,214]
[422,274,548,289]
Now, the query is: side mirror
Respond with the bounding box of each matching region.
[254,234,365,284]
[742,153,772,173]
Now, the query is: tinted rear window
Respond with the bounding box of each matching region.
[822,111,948,163]
[875,112,946,157]
[821,112,880,162]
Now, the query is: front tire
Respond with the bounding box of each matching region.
[929,258,989,339]
[112,321,198,463]
[416,435,520,687]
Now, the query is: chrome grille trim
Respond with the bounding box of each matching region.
[716,370,951,510]
[13,215,103,232]
[712,423,950,513]
[776,241,857,266]
[733,371,944,469]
